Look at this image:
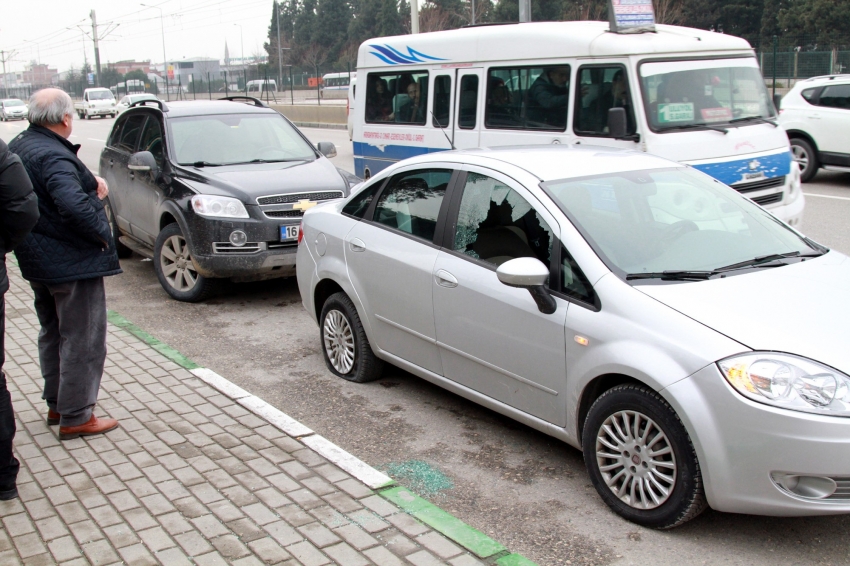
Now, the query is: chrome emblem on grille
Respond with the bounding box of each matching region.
[748,159,761,171]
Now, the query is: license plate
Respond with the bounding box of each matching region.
[280,225,299,242]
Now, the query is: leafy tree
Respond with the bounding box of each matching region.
[492,0,566,22]
[100,65,123,88]
[778,0,850,48]
[349,0,383,44]
[377,0,405,36]
[313,0,352,64]
[294,0,319,55]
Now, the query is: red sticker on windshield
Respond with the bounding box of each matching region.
[701,107,733,122]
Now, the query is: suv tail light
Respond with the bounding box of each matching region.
[297,221,304,244]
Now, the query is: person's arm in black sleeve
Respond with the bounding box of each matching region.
[0,143,39,253]
[42,155,111,247]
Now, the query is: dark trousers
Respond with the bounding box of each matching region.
[31,278,107,427]
[0,293,21,489]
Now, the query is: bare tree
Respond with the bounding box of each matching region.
[419,3,454,32]
[562,0,608,22]
[300,43,329,69]
[653,0,684,25]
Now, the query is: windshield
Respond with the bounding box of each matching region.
[170,114,316,166]
[544,168,816,279]
[88,90,114,100]
[640,58,774,132]
[4,99,25,107]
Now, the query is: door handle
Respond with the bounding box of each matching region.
[435,269,458,288]
[348,238,366,252]
[109,159,114,167]
[807,114,821,119]
[128,171,135,179]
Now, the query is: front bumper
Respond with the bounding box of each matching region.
[666,364,850,516]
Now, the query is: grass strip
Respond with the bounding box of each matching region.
[107,310,199,370]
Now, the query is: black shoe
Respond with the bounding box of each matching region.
[0,485,18,501]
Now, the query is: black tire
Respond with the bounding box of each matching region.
[790,138,818,183]
[319,292,383,383]
[582,384,707,529]
[153,223,219,302]
[103,198,133,259]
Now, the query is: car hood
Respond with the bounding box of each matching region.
[179,158,347,201]
[637,251,850,373]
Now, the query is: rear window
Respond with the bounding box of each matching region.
[485,65,571,131]
[801,87,818,102]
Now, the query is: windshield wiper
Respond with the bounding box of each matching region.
[727,116,778,127]
[660,123,729,134]
[626,270,716,281]
[229,158,306,165]
[716,250,824,272]
[191,161,223,167]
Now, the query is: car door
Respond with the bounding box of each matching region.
[454,68,482,149]
[102,112,146,234]
[572,62,638,149]
[127,114,168,244]
[431,167,569,426]
[812,83,850,156]
[344,166,456,376]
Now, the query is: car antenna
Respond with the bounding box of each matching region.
[430,111,456,150]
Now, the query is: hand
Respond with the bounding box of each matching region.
[95,176,109,200]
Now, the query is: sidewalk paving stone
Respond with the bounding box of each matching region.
[0,264,517,565]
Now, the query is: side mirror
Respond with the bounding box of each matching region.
[608,107,628,139]
[496,257,557,315]
[128,151,159,178]
[317,141,337,158]
[773,93,783,112]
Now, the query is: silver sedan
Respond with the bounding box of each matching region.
[295,145,850,528]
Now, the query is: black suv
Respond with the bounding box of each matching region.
[99,97,355,301]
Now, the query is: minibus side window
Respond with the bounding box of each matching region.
[574,66,636,137]
[458,75,479,129]
[485,65,570,131]
[365,71,429,125]
[433,75,452,127]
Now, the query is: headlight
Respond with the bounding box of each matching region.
[191,195,249,219]
[718,353,850,416]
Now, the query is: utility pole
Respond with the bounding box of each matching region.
[275,1,282,91]
[410,0,419,34]
[91,10,102,87]
[519,0,531,22]
[472,0,475,25]
[0,50,15,99]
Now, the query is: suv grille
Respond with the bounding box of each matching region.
[264,210,303,218]
[212,242,265,254]
[257,191,344,205]
[732,175,785,194]
[752,192,783,206]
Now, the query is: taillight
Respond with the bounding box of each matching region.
[297,221,304,244]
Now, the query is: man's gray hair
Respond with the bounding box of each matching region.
[28,88,74,127]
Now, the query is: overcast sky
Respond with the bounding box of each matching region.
[1,0,277,74]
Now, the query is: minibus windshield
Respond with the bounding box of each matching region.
[640,58,775,132]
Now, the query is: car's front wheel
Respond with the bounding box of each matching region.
[154,223,219,302]
[790,138,818,182]
[582,384,707,529]
[320,292,383,383]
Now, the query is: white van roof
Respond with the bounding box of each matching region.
[358,21,752,68]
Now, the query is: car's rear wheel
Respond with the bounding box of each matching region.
[582,384,707,529]
[320,292,383,383]
[154,223,219,302]
[790,138,818,182]
[103,198,132,259]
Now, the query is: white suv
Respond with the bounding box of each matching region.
[779,74,850,182]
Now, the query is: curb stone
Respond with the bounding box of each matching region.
[106,309,539,565]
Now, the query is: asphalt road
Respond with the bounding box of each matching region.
[3,115,850,566]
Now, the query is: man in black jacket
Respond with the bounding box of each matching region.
[9,88,122,441]
[0,137,39,500]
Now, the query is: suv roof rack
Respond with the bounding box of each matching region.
[129,99,169,112]
[220,96,268,108]
[806,74,850,82]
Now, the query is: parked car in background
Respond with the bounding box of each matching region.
[297,145,848,529]
[0,98,28,121]
[75,87,117,119]
[99,96,357,302]
[115,93,158,114]
[779,74,850,182]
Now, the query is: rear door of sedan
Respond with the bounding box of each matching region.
[431,166,570,426]
[344,166,459,376]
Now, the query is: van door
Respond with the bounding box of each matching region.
[453,68,483,148]
[572,62,641,150]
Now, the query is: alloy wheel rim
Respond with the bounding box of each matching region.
[595,410,677,510]
[791,145,809,171]
[160,234,198,291]
[323,310,355,374]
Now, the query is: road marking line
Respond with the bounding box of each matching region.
[804,192,850,202]
[88,138,106,142]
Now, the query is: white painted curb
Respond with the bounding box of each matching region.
[189,367,394,490]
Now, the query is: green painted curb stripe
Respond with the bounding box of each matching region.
[496,554,539,566]
[380,486,508,559]
[106,310,200,370]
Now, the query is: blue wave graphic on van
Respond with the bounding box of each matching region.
[368,45,448,65]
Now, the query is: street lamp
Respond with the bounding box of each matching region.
[141,3,168,101]
[233,24,244,93]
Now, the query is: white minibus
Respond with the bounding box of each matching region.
[247,79,277,94]
[322,72,356,99]
[353,21,803,225]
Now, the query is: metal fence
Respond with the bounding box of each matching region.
[751,36,850,91]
